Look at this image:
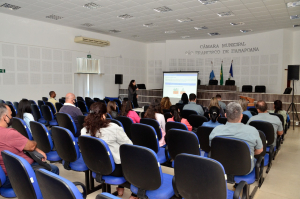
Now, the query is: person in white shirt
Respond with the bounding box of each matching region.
[16,99,35,134]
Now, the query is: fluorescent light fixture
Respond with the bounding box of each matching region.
[46,14,63,20]
[177,18,193,23]
[208,32,220,36]
[118,14,134,19]
[290,15,299,19]
[230,22,245,26]
[0,3,21,10]
[165,30,176,34]
[143,23,157,27]
[240,29,252,33]
[109,30,121,33]
[198,0,219,5]
[82,23,94,27]
[218,11,235,17]
[83,2,101,9]
[153,6,172,13]
[181,36,190,39]
[294,24,300,27]
[287,1,300,7]
[194,26,208,30]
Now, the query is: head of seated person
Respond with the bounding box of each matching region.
[189,93,197,103]
[225,102,243,123]
[255,100,268,114]
[16,99,32,120]
[161,97,172,110]
[238,98,249,112]
[209,97,220,109]
[202,106,223,127]
[273,100,283,113]
[65,93,76,105]
[180,93,189,104]
[49,91,56,99]
[169,105,182,122]
[120,100,133,117]
[216,94,222,101]
[107,101,117,118]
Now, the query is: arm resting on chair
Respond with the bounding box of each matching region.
[233,180,249,199]
[73,182,87,199]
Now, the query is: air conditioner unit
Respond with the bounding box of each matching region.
[76,58,102,74]
[74,36,110,47]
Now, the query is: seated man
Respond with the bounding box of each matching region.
[183,93,204,116]
[48,91,58,112]
[0,103,59,188]
[59,93,83,137]
[209,102,263,172]
[247,100,283,146]
[216,94,226,110]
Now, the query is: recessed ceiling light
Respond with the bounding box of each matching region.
[109,30,121,33]
[46,14,63,20]
[177,18,193,23]
[181,36,190,39]
[287,1,300,7]
[198,0,219,5]
[230,22,245,26]
[0,3,21,10]
[290,15,299,19]
[194,26,208,30]
[208,32,220,36]
[82,23,94,27]
[165,30,176,34]
[294,24,300,27]
[153,6,172,13]
[240,29,252,33]
[217,11,235,17]
[118,14,134,19]
[143,23,157,27]
[83,2,101,9]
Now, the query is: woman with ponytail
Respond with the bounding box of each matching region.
[202,106,223,127]
[167,105,192,131]
[269,100,288,126]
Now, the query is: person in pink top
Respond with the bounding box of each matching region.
[120,100,140,123]
[167,105,192,131]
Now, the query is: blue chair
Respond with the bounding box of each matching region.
[29,100,37,105]
[42,97,48,102]
[30,121,61,162]
[0,99,5,103]
[0,166,16,198]
[56,112,79,139]
[196,126,214,157]
[77,96,84,101]
[7,104,17,117]
[165,121,188,134]
[106,113,112,119]
[13,102,19,111]
[140,118,162,141]
[36,168,87,199]
[107,118,125,131]
[116,116,134,139]
[45,101,56,115]
[131,123,167,164]
[1,150,43,199]
[5,101,13,106]
[181,109,198,119]
[97,193,121,199]
[120,144,174,199]
[11,117,33,140]
[55,102,63,112]
[79,136,126,194]
[218,117,228,125]
[31,104,47,124]
[59,98,65,104]
[41,105,58,126]
[78,101,89,115]
[37,100,45,109]
[173,154,248,199]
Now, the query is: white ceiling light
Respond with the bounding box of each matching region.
[0,3,21,10]
[194,26,208,30]
[294,24,300,27]
[287,1,300,7]
[230,22,245,26]
[83,2,101,9]
[177,18,193,23]
[46,14,63,20]
[240,29,252,33]
[143,23,157,27]
[208,32,220,36]
[118,14,134,20]
[165,30,176,34]
[218,11,235,17]
[153,6,172,13]
[181,36,190,39]
[290,15,299,19]
[109,30,121,33]
[198,0,219,5]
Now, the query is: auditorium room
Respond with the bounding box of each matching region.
[0,0,300,198]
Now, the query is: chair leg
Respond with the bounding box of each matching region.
[85,170,102,195]
[249,185,258,199]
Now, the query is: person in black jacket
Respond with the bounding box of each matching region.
[128,80,139,108]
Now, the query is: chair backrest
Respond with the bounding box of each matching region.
[85,97,92,102]
[241,114,249,124]
[30,121,53,152]
[59,98,65,104]
[13,102,19,110]
[31,104,42,121]
[140,118,162,140]
[175,103,184,112]
[77,101,88,113]
[41,105,55,122]
[42,97,48,102]
[77,115,86,132]
[217,117,227,125]
[163,112,172,123]
[167,129,200,160]
[120,144,162,192]
[175,154,228,199]
[8,104,17,117]
[37,100,45,108]
[94,97,101,102]
[51,126,80,166]
[209,80,218,85]
[77,96,84,101]
[162,109,170,114]
[107,118,124,131]
[55,102,63,112]
[249,121,274,146]
[196,126,214,153]
[29,100,37,105]
[131,123,159,153]
[116,116,133,139]
[188,115,208,128]
[36,169,84,199]
[211,136,252,175]
[0,99,5,103]
[45,102,56,114]
[1,150,42,199]
[79,136,115,176]
[255,85,266,93]
[113,99,122,110]
[255,130,267,159]
[269,113,284,128]
[165,121,188,134]
[242,85,252,92]
[283,87,292,94]
[248,107,258,114]
[85,99,95,110]
[225,80,235,85]
[181,110,198,119]
[5,101,12,106]
[56,113,77,136]
[103,98,110,104]
[12,117,33,140]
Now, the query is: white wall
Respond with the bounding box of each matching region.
[0,13,147,103]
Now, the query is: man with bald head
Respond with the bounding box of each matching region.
[59,93,83,137]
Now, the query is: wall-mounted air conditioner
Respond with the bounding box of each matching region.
[74,36,110,47]
[76,58,102,74]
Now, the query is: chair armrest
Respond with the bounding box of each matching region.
[26,151,52,171]
[233,180,249,199]
[255,156,264,180]
[172,176,181,198]
[165,146,171,162]
[73,182,87,199]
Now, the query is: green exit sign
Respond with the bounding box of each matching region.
[0,69,5,73]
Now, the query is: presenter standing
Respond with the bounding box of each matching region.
[128,80,139,108]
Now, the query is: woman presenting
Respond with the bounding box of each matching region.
[128,80,139,108]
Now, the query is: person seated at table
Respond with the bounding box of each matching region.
[238,98,252,119]
[178,93,189,105]
[202,106,223,128]
[208,97,225,117]
[269,100,288,126]
[183,93,204,116]
[167,105,192,131]
[161,97,172,111]
[107,101,118,119]
[120,100,140,123]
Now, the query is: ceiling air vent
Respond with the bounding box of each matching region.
[74,36,110,47]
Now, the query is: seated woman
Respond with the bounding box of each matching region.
[81,102,135,198]
[208,97,225,117]
[107,101,118,119]
[16,99,35,133]
[178,93,189,105]
[161,97,172,112]
[202,106,223,127]
[120,100,140,123]
[238,98,252,119]
[167,105,192,131]
[269,100,288,126]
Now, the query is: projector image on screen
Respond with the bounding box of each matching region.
[163,72,198,104]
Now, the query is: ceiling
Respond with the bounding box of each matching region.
[0,0,300,43]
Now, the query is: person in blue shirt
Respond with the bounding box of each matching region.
[238,98,252,119]
[202,106,223,127]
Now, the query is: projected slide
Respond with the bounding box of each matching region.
[163,72,198,104]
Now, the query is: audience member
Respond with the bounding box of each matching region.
[120,100,140,123]
[167,105,192,131]
[107,101,118,119]
[59,93,83,137]
[209,102,263,173]
[269,100,288,126]
[0,103,59,189]
[161,97,172,110]
[48,91,58,112]
[238,98,252,119]
[183,93,204,116]
[247,100,283,146]
[178,93,189,105]
[216,94,227,110]
[202,106,223,127]
[81,102,133,197]
[16,99,35,133]
[208,97,225,117]
[144,99,167,146]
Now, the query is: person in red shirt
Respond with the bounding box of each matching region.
[167,105,192,131]
[0,103,59,188]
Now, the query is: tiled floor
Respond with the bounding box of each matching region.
[1,127,300,199]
